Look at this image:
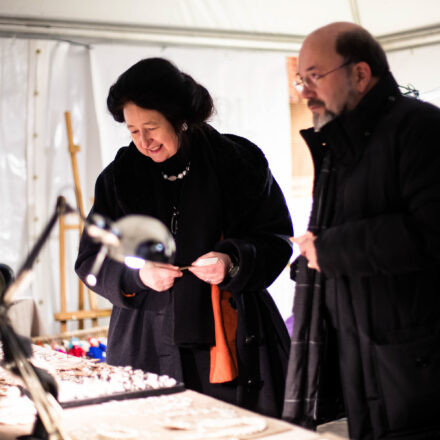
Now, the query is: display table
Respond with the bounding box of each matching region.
[0,345,345,440]
[1,389,347,440]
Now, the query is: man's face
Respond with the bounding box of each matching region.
[297,38,355,131]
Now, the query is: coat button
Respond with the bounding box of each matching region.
[364,131,371,137]
[245,335,256,344]
[388,95,396,102]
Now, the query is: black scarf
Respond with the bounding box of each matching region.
[283,149,336,427]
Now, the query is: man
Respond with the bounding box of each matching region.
[283,22,440,440]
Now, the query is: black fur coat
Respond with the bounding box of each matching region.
[75,124,293,417]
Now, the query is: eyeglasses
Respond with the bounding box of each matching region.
[295,60,352,91]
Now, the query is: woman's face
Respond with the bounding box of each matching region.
[123,102,179,162]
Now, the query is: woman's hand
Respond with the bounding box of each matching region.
[188,251,232,285]
[139,262,183,292]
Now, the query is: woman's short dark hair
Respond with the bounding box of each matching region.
[336,28,389,77]
[107,58,214,132]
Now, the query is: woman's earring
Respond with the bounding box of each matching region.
[182,122,188,132]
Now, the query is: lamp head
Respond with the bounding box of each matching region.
[107,215,175,268]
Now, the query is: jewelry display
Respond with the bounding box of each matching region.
[0,344,298,439]
[0,344,182,409]
[57,394,272,440]
[0,385,36,426]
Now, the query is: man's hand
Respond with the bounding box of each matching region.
[188,251,232,285]
[293,231,321,271]
[139,262,183,292]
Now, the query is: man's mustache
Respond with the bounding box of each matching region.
[307,98,325,108]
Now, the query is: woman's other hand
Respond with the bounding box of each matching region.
[188,251,232,285]
[139,262,183,291]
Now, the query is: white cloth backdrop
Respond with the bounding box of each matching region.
[1,38,295,333]
[89,43,295,323]
[2,35,440,334]
[0,38,103,333]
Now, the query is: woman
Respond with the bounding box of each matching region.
[75,58,293,417]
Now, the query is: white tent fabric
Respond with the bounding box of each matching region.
[0,38,103,332]
[1,0,439,47]
[0,38,294,332]
[91,43,292,185]
[0,0,439,333]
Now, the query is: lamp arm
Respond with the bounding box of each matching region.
[0,195,76,440]
[2,196,77,305]
[0,317,71,440]
[0,196,174,440]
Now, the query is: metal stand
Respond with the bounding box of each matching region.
[0,197,74,440]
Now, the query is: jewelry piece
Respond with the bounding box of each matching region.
[161,162,191,181]
[182,122,188,132]
[171,205,179,235]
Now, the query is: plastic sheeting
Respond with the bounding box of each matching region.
[0,37,295,333]
[388,42,440,106]
[3,33,440,333]
[0,38,29,273]
[2,0,440,42]
[0,38,104,333]
[90,43,293,192]
[89,44,295,320]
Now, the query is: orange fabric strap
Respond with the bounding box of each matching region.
[209,284,238,383]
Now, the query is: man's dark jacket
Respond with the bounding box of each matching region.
[75,125,293,418]
[283,72,440,439]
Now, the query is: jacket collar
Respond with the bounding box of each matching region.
[301,71,401,165]
[336,71,401,147]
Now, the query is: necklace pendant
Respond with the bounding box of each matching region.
[171,206,179,235]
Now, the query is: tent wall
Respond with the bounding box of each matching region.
[1,0,440,51]
[0,38,103,332]
[1,11,440,333]
[1,37,295,333]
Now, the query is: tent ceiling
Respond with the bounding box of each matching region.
[0,0,439,52]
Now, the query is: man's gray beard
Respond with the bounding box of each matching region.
[313,110,335,132]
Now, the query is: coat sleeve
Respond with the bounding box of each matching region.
[75,168,155,309]
[216,167,293,293]
[316,104,440,277]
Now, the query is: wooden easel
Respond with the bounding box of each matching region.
[54,111,111,333]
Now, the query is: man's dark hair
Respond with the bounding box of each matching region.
[336,29,389,77]
[107,57,214,133]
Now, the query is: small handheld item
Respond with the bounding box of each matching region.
[179,257,219,271]
[178,265,192,271]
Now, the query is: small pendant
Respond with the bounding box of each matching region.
[171,206,179,235]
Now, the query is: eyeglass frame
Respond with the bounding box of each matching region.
[295,60,352,90]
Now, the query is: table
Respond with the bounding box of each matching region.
[0,389,347,440]
[0,345,346,440]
